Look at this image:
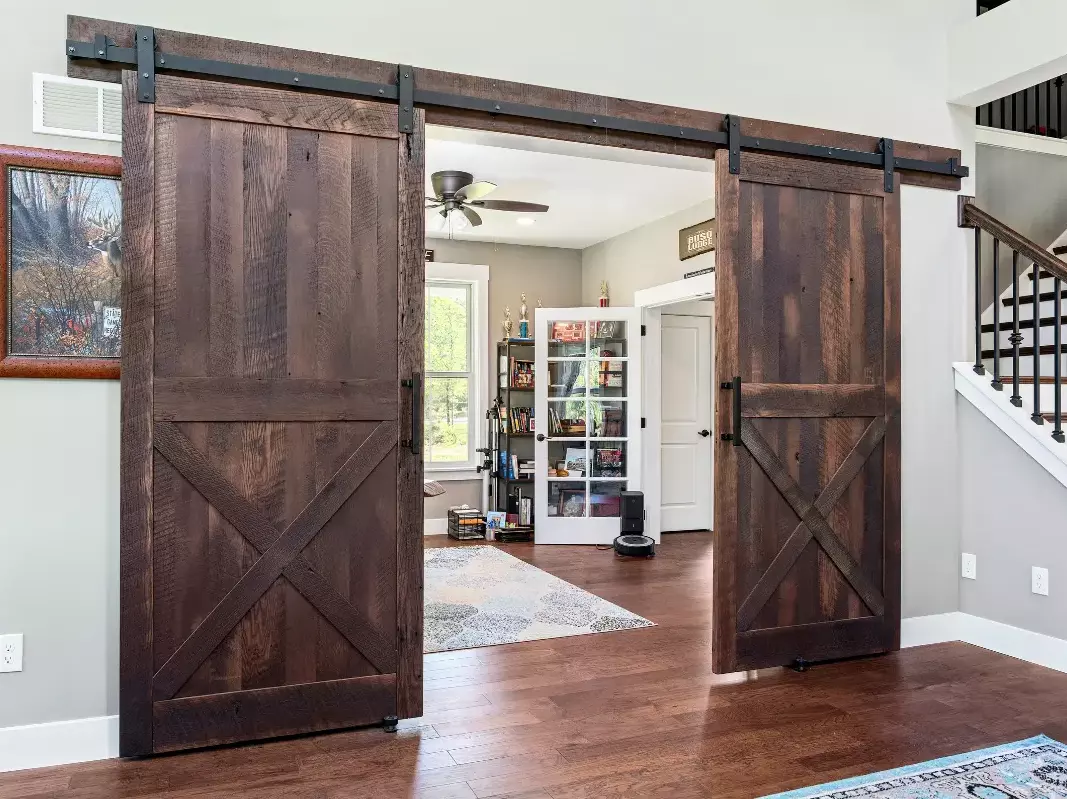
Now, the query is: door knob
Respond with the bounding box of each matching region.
[698,429,711,438]
[536,433,546,442]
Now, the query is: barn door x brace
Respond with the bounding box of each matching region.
[67,26,968,190]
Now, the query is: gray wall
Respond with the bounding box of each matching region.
[0,0,973,732]
[425,238,582,518]
[975,143,1067,306]
[958,397,1067,638]
[582,201,715,306]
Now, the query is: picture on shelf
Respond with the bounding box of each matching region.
[564,447,586,477]
[551,321,585,342]
[486,511,507,531]
[558,488,586,517]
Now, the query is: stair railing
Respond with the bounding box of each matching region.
[959,197,1066,443]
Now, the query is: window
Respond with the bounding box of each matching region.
[424,263,488,476]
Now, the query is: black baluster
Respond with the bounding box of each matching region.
[986,101,994,128]
[1025,87,1030,132]
[1055,277,1064,442]
[992,239,1002,389]
[975,228,986,374]
[1033,262,1044,424]
[1013,91,1019,131]
[1010,251,1023,407]
[1058,77,1065,137]
[1000,97,1006,130]
[1048,80,1054,134]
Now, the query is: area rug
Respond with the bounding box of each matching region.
[762,735,1067,798]
[424,545,654,653]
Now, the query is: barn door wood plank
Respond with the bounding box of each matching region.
[119,70,156,758]
[152,420,397,700]
[713,149,900,671]
[151,422,396,672]
[395,112,425,719]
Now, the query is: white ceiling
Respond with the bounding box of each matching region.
[425,126,714,249]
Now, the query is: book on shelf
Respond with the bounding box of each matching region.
[509,356,534,389]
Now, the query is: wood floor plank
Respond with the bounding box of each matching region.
[4,534,1067,799]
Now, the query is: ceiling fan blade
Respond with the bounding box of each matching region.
[470,200,549,213]
[430,172,447,199]
[460,206,483,227]
[454,181,497,203]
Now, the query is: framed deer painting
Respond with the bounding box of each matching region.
[1,145,122,378]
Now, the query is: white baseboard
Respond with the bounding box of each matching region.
[902,612,1067,674]
[424,517,448,535]
[0,715,118,773]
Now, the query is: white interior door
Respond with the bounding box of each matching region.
[660,314,712,532]
[535,307,642,545]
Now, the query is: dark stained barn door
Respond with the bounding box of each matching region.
[120,72,425,755]
[713,151,900,673]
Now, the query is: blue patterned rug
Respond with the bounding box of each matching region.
[763,736,1067,798]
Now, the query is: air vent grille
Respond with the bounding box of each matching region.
[33,73,122,142]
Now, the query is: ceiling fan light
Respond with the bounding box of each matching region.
[430,210,448,232]
[450,209,470,232]
[516,217,535,226]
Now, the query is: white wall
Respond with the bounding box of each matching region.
[949,0,1067,105]
[0,0,974,735]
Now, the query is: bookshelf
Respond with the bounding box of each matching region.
[491,339,536,532]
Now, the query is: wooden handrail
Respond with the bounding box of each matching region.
[958,195,1067,283]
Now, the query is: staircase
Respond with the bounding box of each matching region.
[964,199,1067,440]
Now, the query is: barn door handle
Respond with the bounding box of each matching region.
[401,373,422,455]
[719,377,741,446]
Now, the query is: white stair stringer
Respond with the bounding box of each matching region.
[954,363,1067,491]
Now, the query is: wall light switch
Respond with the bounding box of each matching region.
[1032,567,1049,596]
[961,553,977,580]
[0,634,23,673]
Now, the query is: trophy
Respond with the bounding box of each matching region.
[599,280,610,307]
[518,293,530,338]
[502,306,513,340]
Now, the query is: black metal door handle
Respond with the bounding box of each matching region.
[719,376,741,446]
[698,429,711,437]
[401,373,422,455]
[536,433,546,442]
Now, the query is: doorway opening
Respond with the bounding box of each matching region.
[419,125,716,657]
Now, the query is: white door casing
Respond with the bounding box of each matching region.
[660,314,713,531]
[534,307,642,545]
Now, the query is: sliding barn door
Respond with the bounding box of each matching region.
[713,151,900,673]
[120,72,424,755]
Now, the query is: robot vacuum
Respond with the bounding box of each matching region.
[613,534,655,557]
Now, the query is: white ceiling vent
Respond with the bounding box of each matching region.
[33,73,121,142]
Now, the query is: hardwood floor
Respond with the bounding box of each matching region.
[5,532,1067,798]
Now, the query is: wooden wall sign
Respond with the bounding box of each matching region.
[679,219,716,261]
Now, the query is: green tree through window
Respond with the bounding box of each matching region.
[425,282,472,465]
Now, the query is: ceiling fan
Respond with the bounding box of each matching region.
[426,170,549,234]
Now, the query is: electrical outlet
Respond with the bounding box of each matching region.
[1032,567,1050,596]
[0,634,23,673]
[961,553,977,580]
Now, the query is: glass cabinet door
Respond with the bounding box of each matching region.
[535,308,642,544]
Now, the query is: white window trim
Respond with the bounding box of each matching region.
[424,262,489,481]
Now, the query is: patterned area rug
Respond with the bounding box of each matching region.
[424,545,654,653]
[763,735,1067,798]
